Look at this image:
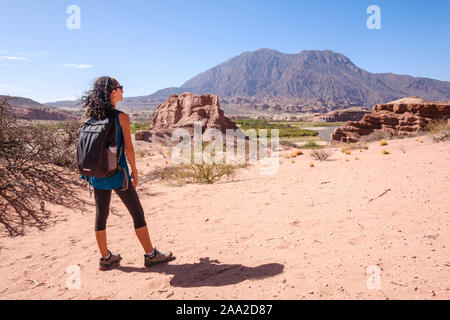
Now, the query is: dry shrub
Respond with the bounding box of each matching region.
[279,140,297,149]
[144,162,244,186]
[427,117,450,143]
[341,142,368,152]
[360,131,392,143]
[302,141,322,149]
[310,149,333,161]
[0,97,85,237]
[290,149,303,157]
[432,131,450,143]
[426,117,449,133]
[143,141,247,186]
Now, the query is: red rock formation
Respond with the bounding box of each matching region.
[136,92,243,142]
[150,92,239,133]
[332,97,450,143]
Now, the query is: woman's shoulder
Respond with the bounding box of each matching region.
[117,111,130,129]
[111,109,129,121]
[118,112,129,121]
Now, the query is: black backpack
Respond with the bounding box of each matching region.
[77,111,124,178]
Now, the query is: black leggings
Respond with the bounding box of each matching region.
[94,185,147,232]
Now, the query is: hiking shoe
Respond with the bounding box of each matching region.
[99,251,122,271]
[144,248,173,267]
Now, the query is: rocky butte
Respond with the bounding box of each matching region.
[135,92,245,143]
[331,97,450,143]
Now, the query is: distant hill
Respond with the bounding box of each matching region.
[1,95,79,120]
[1,95,43,108]
[44,100,81,109]
[44,48,450,113]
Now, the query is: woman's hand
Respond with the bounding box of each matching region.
[131,169,139,189]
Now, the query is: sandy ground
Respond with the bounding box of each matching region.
[0,135,449,300]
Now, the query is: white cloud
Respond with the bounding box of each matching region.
[61,64,93,69]
[0,56,33,62]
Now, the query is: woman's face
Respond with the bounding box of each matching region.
[110,82,123,106]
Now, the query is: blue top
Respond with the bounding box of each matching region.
[80,111,131,190]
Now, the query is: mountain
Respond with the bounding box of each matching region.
[1,95,43,108]
[45,49,450,113]
[175,49,450,107]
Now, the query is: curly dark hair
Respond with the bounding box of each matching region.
[79,76,120,120]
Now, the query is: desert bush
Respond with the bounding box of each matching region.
[342,149,351,155]
[0,97,85,236]
[310,149,333,161]
[360,131,392,143]
[432,131,450,143]
[302,141,323,149]
[426,117,449,133]
[279,140,298,149]
[426,117,450,143]
[143,141,247,186]
[290,149,303,157]
[340,142,369,152]
[391,134,411,139]
[144,162,245,186]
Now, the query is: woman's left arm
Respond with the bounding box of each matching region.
[118,113,138,186]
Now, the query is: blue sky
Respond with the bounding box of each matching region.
[0,0,449,103]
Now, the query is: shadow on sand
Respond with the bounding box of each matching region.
[114,257,284,288]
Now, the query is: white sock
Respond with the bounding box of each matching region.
[146,249,156,257]
[103,252,111,260]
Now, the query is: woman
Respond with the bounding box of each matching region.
[79,76,173,271]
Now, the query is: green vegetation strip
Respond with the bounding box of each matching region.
[130,122,152,134]
[234,119,319,138]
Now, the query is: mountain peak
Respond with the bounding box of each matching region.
[240,48,284,57]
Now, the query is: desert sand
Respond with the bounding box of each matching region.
[0,135,449,300]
